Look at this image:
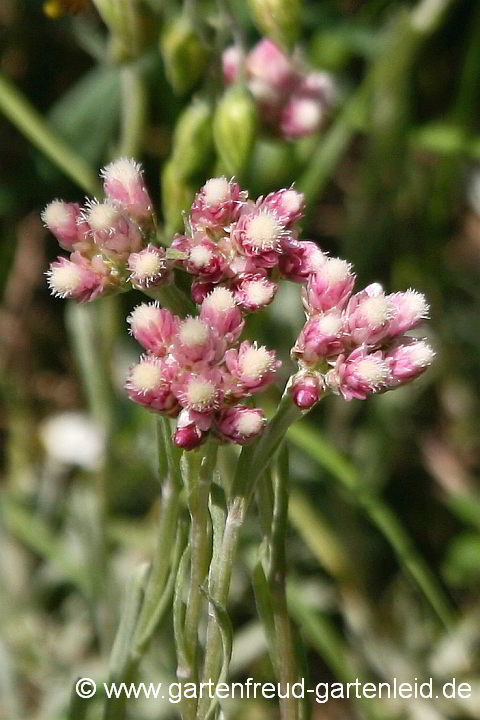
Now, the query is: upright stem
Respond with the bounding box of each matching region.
[184,441,218,679]
[269,445,298,720]
[197,396,303,719]
[133,417,183,654]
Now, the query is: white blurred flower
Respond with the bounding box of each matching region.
[40,412,105,470]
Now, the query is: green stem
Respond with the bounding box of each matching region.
[198,396,303,719]
[133,417,183,653]
[0,72,100,195]
[119,64,148,158]
[184,441,218,680]
[269,445,298,720]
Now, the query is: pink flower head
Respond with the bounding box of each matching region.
[41,200,85,251]
[280,95,325,139]
[126,355,179,414]
[232,207,288,268]
[246,39,298,96]
[261,188,305,226]
[191,177,247,230]
[173,316,220,365]
[185,237,228,282]
[234,274,277,312]
[83,199,143,259]
[173,369,223,421]
[101,158,153,221]
[216,405,266,445]
[222,45,245,84]
[326,347,391,401]
[225,341,281,394]
[127,303,178,355]
[46,253,110,303]
[279,240,326,283]
[346,283,394,346]
[304,257,355,314]
[292,310,346,363]
[128,245,172,289]
[289,370,324,409]
[174,409,207,450]
[200,287,244,343]
[386,339,435,384]
[386,289,430,338]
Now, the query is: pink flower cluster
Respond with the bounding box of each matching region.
[289,259,435,408]
[43,159,172,302]
[126,287,281,449]
[172,176,326,307]
[223,39,335,139]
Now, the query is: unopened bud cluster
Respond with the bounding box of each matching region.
[290,267,434,408]
[223,39,335,139]
[43,159,172,302]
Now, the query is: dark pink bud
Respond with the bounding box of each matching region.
[279,240,326,283]
[303,257,355,314]
[290,371,324,409]
[174,409,207,450]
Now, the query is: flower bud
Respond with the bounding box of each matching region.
[386,290,429,338]
[41,200,83,251]
[171,100,214,180]
[234,274,277,311]
[173,371,223,429]
[289,371,324,409]
[173,317,219,365]
[247,0,302,50]
[216,405,266,444]
[213,85,257,176]
[262,188,305,226]
[225,340,280,394]
[200,287,244,342]
[126,355,179,414]
[101,158,153,220]
[232,207,286,267]
[303,257,355,314]
[386,340,435,384]
[191,177,247,230]
[161,16,209,95]
[346,285,394,346]
[83,199,143,259]
[292,311,346,363]
[128,245,172,290]
[127,303,178,355]
[185,238,228,282]
[326,348,391,401]
[46,253,110,303]
[174,409,206,449]
[246,39,298,94]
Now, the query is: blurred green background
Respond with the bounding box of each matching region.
[0,0,479,718]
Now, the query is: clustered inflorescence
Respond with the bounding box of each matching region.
[43,159,434,450]
[223,38,335,139]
